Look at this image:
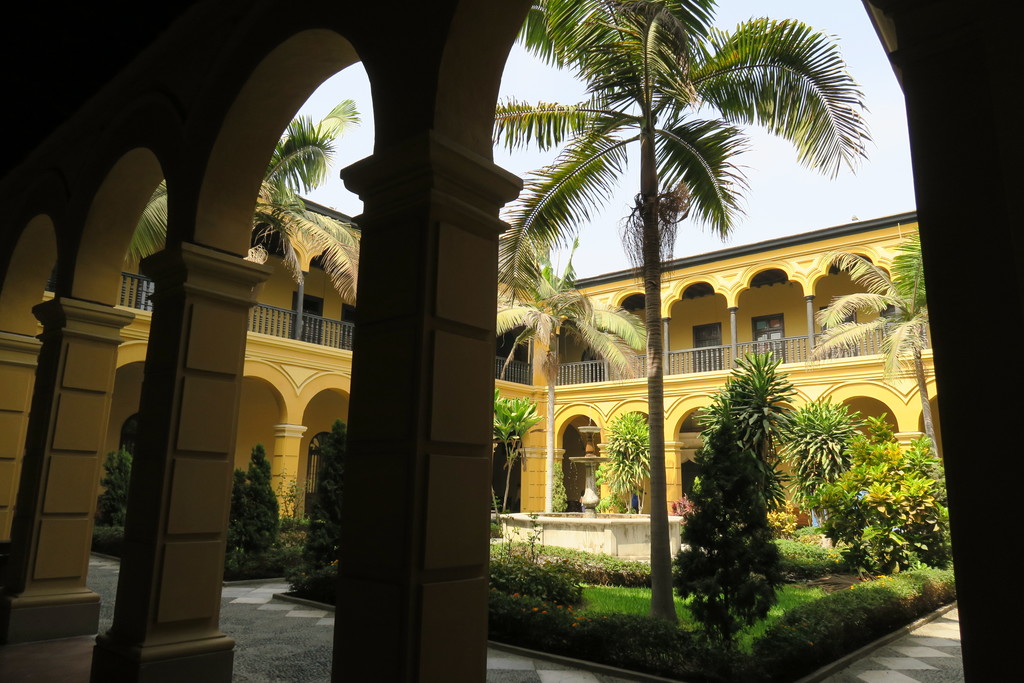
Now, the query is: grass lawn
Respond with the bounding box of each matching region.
[580,584,827,651]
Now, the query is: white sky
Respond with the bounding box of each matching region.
[298,0,915,279]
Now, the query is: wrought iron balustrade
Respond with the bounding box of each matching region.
[249,304,297,339]
[495,358,532,385]
[119,272,156,311]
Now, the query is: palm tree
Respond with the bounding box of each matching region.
[495,0,869,621]
[496,243,645,513]
[813,234,937,454]
[128,100,362,302]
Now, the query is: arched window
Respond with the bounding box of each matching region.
[305,431,330,514]
[119,413,139,456]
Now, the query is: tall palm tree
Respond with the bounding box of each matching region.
[813,234,937,455]
[495,0,870,621]
[128,100,362,302]
[496,243,645,512]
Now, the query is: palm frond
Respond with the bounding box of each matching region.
[126,180,168,264]
[655,118,749,237]
[693,18,870,178]
[499,131,634,294]
[494,99,620,152]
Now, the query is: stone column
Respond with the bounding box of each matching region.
[805,295,816,355]
[728,306,738,365]
[522,447,550,512]
[90,243,269,682]
[0,332,41,541]
[662,441,684,509]
[271,423,307,516]
[0,298,132,643]
[336,133,520,681]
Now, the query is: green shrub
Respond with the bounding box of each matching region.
[813,417,950,573]
[91,525,124,556]
[228,444,280,555]
[489,555,583,606]
[750,568,955,682]
[302,420,346,567]
[487,590,705,680]
[96,450,132,527]
[491,543,651,587]
[287,563,338,605]
[775,539,848,580]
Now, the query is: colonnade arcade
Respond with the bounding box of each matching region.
[0,1,1020,682]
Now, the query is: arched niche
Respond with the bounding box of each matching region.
[0,214,58,335]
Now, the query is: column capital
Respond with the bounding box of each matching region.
[141,241,271,307]
[0,331,42,365]
[341,131,522,233]
[32,297,134,342]
[273,423,308,439]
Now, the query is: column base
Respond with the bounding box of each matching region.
[91,633,235,683]
[0,591,100,643]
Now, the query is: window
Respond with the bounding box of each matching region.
[752,314,786,361]
[692,323,723,372]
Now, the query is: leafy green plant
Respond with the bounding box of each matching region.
[812,416,949,573]
[493,389,542,512]
[552,460,567,513]
[701,353,794,508]
[782,399,862,515]
[96,449,132,527]
[599,412,650,512]
[674,393,783,646]
[489,555,583,606]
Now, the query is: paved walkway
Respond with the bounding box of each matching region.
[16,556,955,682]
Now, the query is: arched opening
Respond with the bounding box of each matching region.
[236,377,286,471]
[305,430,330,516]
[298,388,349,506]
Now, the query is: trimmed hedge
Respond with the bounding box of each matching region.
[490,543,651,587]
[489,555,583,606]
[775,538,849,580]
[748,568,956,681]
[488,590,717,680]
[91,525,125,557]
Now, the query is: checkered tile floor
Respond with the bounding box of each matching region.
[822,608,962,682]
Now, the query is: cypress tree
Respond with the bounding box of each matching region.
[673,394,783,645]
[304,419,346,567]
[228,444,280,554]
[96,449,132,527]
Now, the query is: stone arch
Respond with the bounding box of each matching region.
[297,387,349,493]
[70,147,166,306]
[0,214,58,335]
[236,375,288,470]
[556,414,604,513]
[193,29,360,254]
[106,361,147,458]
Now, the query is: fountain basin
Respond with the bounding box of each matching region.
[499,512,684,561]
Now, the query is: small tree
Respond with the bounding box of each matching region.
[813,416,949,574]
[700,352,794,508]
[304,419,347,567]
[96,449,132,527]
[600,412,650,512]
[674,395,782,645]
[782,399,862,520]
[228,444,280,555]
[493,390,542,512]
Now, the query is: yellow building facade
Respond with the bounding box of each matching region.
[497,211,938,515]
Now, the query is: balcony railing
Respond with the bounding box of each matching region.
[495,358,532,385]
[120,272,155,311]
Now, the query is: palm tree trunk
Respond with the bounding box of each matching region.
[640,127,676,623]
[914,349,940,458]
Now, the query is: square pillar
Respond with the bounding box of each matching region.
[0,298,133,643]
[0,331,41,542]
[337,133,520,682]
[90,243,269,683]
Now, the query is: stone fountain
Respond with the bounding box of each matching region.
[568,424,607,518]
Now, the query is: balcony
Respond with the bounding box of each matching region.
[557,330,901,386]
[119,273,533,383]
